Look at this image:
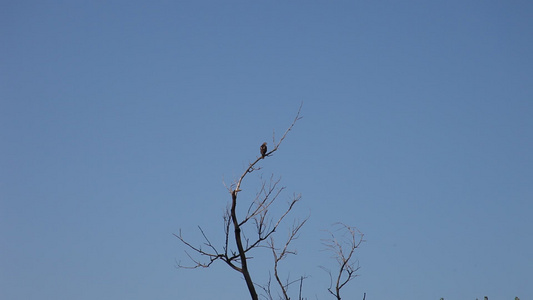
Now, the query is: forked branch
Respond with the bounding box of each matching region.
[321,223,365,300]
[267,216,308,300]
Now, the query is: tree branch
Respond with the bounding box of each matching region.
[321,223,364,300]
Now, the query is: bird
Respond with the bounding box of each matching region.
[260,142,267,158]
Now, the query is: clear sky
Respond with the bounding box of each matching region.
[1,1,532,299]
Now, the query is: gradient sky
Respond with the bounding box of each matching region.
[1,1,532,299]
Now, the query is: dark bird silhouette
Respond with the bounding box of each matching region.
[260,142,267,158]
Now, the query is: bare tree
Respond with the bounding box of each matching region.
[175,105,304,300]
[175,104,364,300]
[321,223,365,300]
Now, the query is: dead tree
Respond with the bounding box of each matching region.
[175,105,304,300]
[321,223,365,300]
[175,104,364,299]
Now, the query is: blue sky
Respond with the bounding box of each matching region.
[1,1,532,299]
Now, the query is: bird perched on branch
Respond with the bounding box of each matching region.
[260,142,267,158]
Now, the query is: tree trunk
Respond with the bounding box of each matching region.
[231,190,258,300]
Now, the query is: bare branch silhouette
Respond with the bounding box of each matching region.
[176,103,364,299]
[321,223,365,300]
[267,217,308,300]
[176,103,303,300]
